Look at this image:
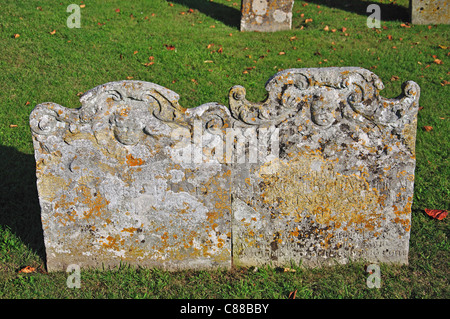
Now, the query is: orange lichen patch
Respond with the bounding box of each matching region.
[126,153,144,166]
[261,152,382,230]
[121,227,138,234]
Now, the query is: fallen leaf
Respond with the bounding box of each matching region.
[168,2,174,7]
[19,266,36,273]
[289,36,297,41]
[278,51,286,55]
[324,25,329,31]
[288,289,297,299]
[204,60,214,63]
[188,8,194,13]
[438,45,448,49]
[13,33,20,38]
[423,125,433,131]
[50,29,56,35]
[331,29,337,33]
[80,4,85,8]
[342,27,347,32]
[25,101,30,106]
[428,25,432,29]
[148,56,154,61]
[390,75,399,81]
[144,62,154,66]
[400,23,411,28]
[115,8,120,13]
[164,44,175,50]
[283,267,296,273]
[441,80,449,86]
[305,18,313,24]
[9,124,18,128]
[242,70,248,74]
[217,47,223,53]
[133,50,138,55]
[425,209,448,220]
[126,76,134,80]
[387,35,393,40]
[433,58,443,65]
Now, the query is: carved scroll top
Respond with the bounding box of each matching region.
[30,68,420,148]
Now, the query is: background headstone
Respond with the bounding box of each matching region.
[411,0,449,24]
[240,0,294,32]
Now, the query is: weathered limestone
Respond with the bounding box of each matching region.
[411,0,449,24]
[30,67,420,271]
[30,82,232,271]
[230,68,420,267]
[240,0,294,32]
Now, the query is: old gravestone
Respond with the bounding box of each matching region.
[410,0,449,24]
[240,0,294,32]
[30,67,420,271]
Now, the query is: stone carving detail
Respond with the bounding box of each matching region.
[30,67,420,271]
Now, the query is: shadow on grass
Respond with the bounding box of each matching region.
[0,145,46,262]
[170,0,241,28]
[305,0,410,22]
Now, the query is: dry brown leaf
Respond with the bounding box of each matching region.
[9,124,18,128]
[425,208,448,220]
[324,25,329,31]
[390,75,400,81]
[13,33,20,38]
[423,126,433,131]
[434,58,443,65]
[288,289,297,299]
[19,266,36,273]
[278,51,286,55]
[126,76,134,80]
[283,267,296,273]
[50,30,56,35]
[80,4,86,8]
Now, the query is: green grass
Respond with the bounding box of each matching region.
[0,0,448,299]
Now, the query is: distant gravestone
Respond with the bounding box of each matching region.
[240,0,294,32]
[30,67,420,271]
[411,0,449,24]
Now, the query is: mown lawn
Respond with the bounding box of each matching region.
[0,0,448,299]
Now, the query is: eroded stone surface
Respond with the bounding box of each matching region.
[30,82,232,271]
[30,67,420,271]
[411,0,449,24]
[230,67,420,267]
[240,0,294,32]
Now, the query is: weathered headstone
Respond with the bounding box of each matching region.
[240,0,294,32]
[411,0,449,24]
[30,67,420,271]
[229,68,420,267]
[30,82,232,271]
